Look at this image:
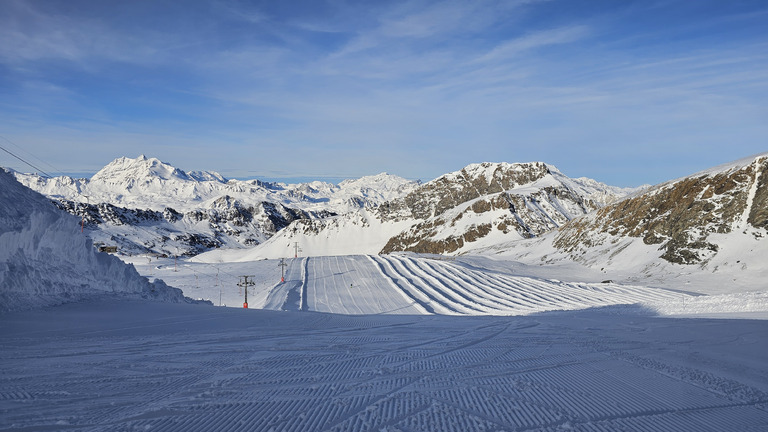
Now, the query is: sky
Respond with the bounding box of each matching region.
[1,0,766,187]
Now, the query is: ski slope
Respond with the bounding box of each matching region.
[2,300,767,431]
[155,254,698,316]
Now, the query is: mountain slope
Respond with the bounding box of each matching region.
[197,162,634,261]
[380,162,636,254]
[553,153,767,265]
[476,153,768,294]
[12,155,419,256]
[0,169,189,311]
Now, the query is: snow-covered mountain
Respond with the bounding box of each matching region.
[13,155,420,256]
[0,168,189,311]
[379,162,637,254]
[15,155,420,212]
[198,162,635,261]
[476,153,768,294]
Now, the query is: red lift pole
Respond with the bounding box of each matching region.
[238,275,255,308]
[278,258,287,283]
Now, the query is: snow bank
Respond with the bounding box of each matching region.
[0,169,191,312]
[648,291,768,319]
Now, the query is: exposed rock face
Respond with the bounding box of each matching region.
[378,162,554,221]
[379,162,624,255]
[52,196,334,256]
[554,155,768,265]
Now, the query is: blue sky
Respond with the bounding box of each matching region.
[1,0,766,186]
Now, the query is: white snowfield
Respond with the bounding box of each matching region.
[156,253,768,319]
[2,299,767,431]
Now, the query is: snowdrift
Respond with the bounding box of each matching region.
[0,169,190,312]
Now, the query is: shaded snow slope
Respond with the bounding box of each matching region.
[2,300,767,431]
[0,169,189,312]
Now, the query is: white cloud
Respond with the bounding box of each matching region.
[473,25,590,64]
[0,1,172,68]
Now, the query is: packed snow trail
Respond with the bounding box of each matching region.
[242,255,689,316]
[2,300,767,431]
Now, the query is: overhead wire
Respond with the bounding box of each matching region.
[0,141,55,178]
[0,134,69,178]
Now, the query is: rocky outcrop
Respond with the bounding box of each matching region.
[378,162,554,221]
[379,163,622,255]
[554,155,768,265]
[52,196,336,256]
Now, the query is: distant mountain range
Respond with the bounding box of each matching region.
[12,155,420,255]
[11,152,767,291]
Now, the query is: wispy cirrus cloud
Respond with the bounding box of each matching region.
[473,25,590,64]
[1,0,766,186]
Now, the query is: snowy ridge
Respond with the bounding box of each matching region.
[13,155,420,213]
[0,169,190,311]
[378,162,631,255]
[204,161,633,261]
[12,155,420,256]
[474,153,768,295]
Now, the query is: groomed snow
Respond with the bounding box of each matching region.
[126,253,768,319]
[2,299,767,431]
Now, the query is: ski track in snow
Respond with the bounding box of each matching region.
[253,255,687,316]
[2,301,767,431]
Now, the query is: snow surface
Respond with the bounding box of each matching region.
[0,169,189,311]
[2,299,767,431]
[131,253,768,319]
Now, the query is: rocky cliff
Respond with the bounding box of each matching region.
[553,154,768,265]
[379,162,633,255]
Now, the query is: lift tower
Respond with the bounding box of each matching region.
[238,275,255,308]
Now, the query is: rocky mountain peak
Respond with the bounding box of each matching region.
[379,161,568,221]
